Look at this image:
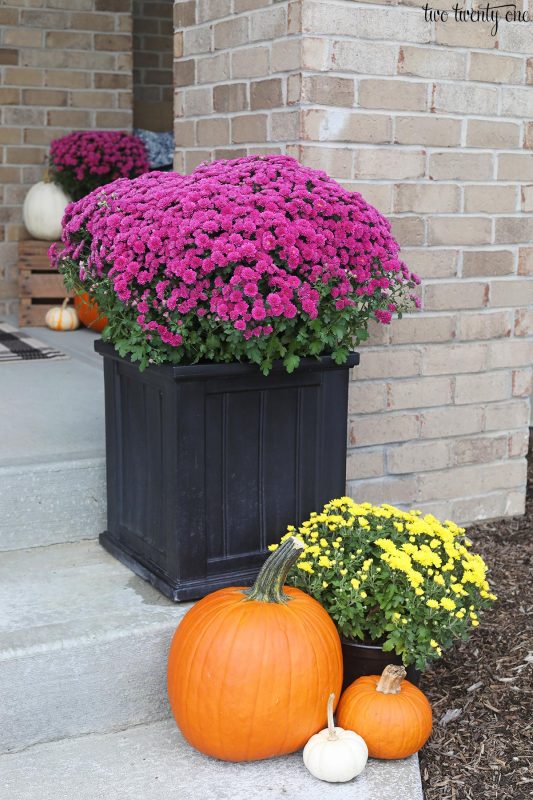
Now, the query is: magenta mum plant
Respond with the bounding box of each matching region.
[49,130,149,201]
[53,155,420,373]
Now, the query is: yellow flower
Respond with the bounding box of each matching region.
[426,599,439,609]
[440,597,456,611]
[393,522,404,532]
[415,588,424,596]
[287,525,295,532]
[320,538,328,548]
[430,639,439,648]
[351,578,360,590]
[360,591,367,599]
[296,561,313,573]
[332,541,340,549]
[322,581,329,589]
[392,612,401,621]
[471,619,479,627]
[268,544,279,551]
[340,569,347,576]
[358,517,370,528]
[318,555,333,568]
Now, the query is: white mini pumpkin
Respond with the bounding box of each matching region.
[22,172,71,241]
[45,299,79,331]
[303,693,368,783]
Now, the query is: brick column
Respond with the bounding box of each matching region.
[0,0,133,317]
[173,0,301,173]
[173,0,533,523]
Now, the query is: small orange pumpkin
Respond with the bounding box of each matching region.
[74,292,108,332]
[336,665,432,760]
[167,537,343,762]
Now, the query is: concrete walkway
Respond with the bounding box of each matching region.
[0,719,423,800]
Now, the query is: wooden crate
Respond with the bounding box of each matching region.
[18,240,72,326]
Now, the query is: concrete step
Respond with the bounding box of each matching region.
[0,718,423,800]
[0,455,106,551]
[0,325,106,550]
[0,540,191,754]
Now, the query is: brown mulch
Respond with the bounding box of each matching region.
[419,438,533,800]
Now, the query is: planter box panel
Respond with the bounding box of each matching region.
[262,385,319,547]
[96,340,358,600]
[205,383,324,566]
[117,375,166,558]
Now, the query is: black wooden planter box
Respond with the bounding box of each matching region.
[95,340,358,601]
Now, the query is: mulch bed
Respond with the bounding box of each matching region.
[419,438,533,800]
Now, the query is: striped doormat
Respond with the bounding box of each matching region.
[0,322,68,363]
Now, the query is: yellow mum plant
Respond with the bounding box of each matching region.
[270,498,496,670]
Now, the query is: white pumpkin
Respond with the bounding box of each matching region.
[45,299,79,331]
[303,693,368,783]
[22,174,71,241]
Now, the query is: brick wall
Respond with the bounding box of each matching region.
[0,0,133,316]
[174,0,533,523]
[133,0,174,131]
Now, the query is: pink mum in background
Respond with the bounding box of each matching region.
[54,154,420,372]
[49,130,149,201]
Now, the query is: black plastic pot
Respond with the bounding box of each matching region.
[95,340,358,601]
[341,637,421,690]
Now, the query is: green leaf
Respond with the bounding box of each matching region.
[283,353,300,373]
[331,323,345,340]
[332,347,348,364]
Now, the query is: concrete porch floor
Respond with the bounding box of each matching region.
[0,323,104,465]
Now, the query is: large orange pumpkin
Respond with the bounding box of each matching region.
[74,292,108,333]
[336,665,432,759]
[167,537,343,762]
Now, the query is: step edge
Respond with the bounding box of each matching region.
[0,455,106,474]
[0,611,190,664]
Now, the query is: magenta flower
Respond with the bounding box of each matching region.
[54,155,420,373]
[49,130,149,201]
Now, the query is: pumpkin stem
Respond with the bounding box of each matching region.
[61,298,70,310]
[326,692,338,741]
[244,537,304,603]
[376,664,406,695]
